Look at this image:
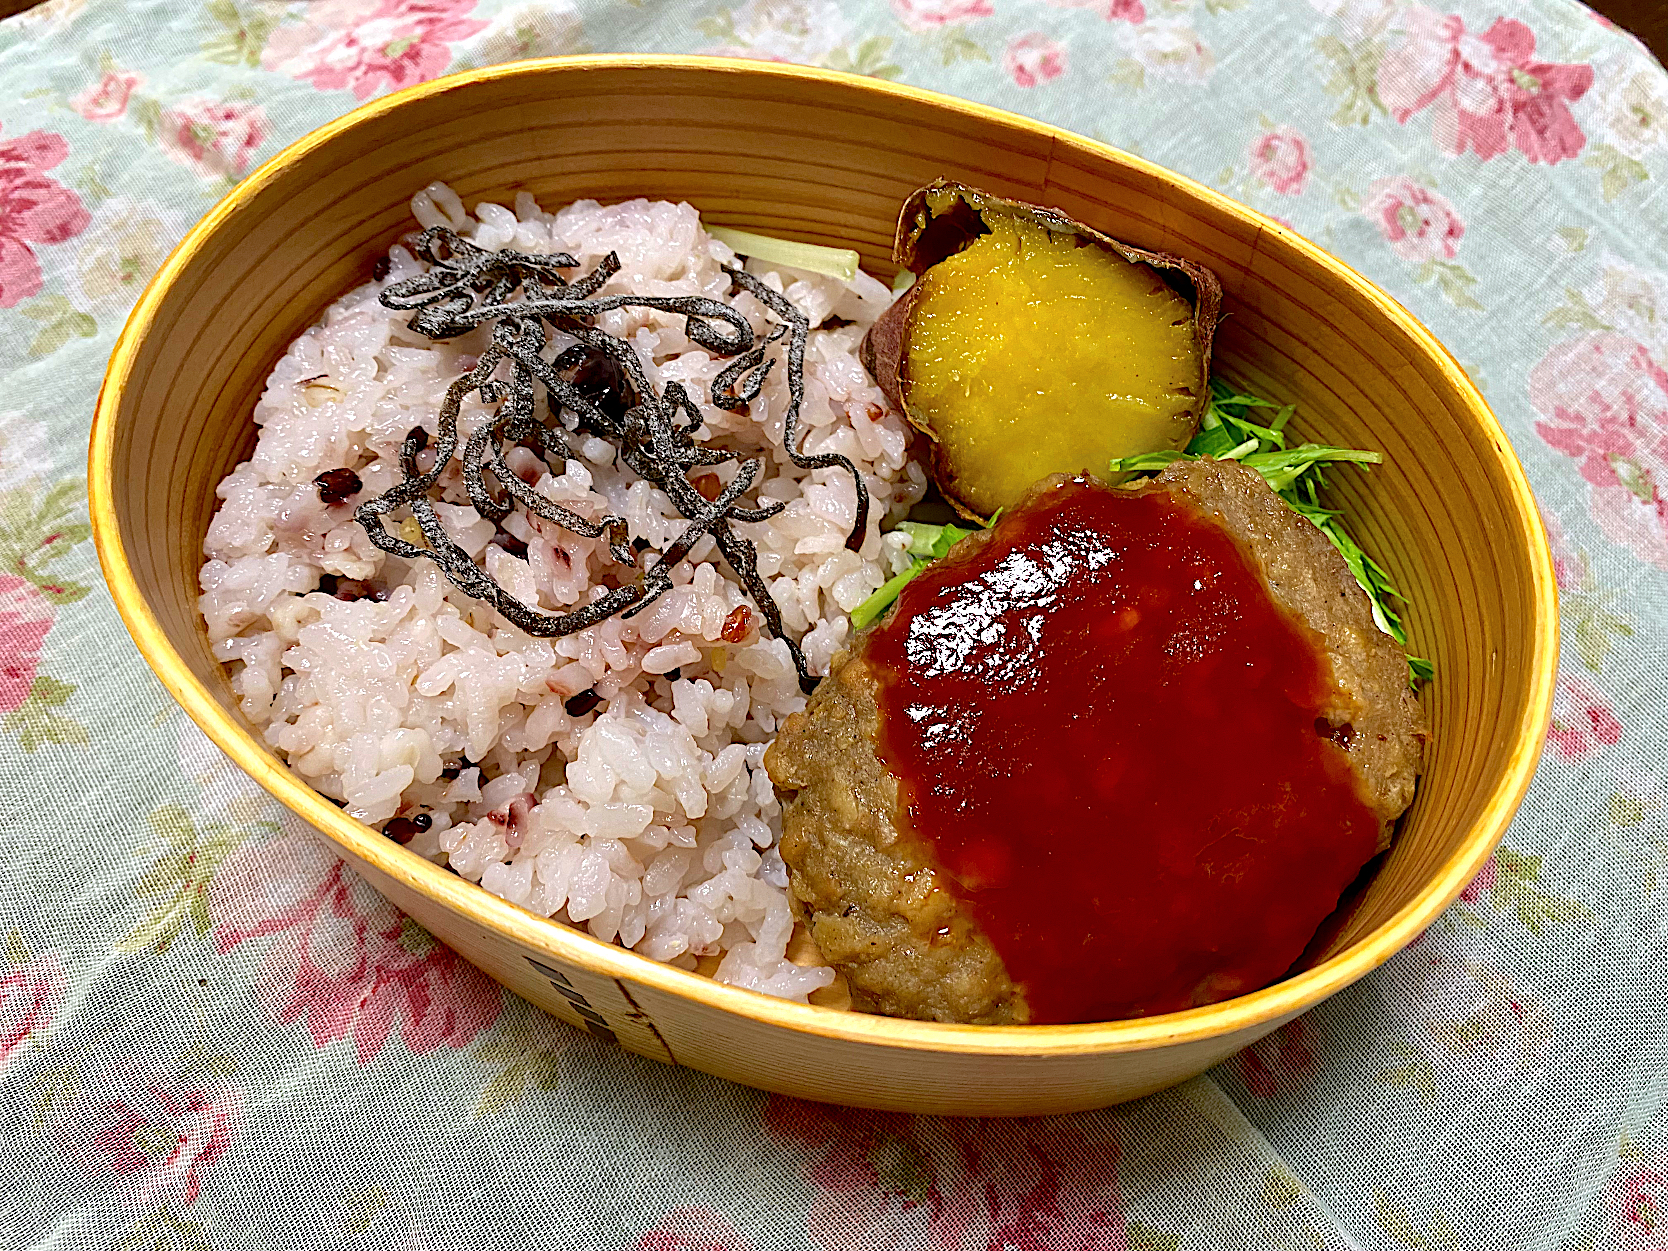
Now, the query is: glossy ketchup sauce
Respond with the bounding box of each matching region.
[865,477,1382,1024]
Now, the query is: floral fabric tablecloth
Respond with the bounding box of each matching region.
[0,0,1664,1247]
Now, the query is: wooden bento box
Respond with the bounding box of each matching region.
[89,56,1556,1117]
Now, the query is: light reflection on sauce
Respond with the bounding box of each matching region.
[866,477,1382,1024]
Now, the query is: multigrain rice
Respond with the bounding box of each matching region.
[200,186,925,999]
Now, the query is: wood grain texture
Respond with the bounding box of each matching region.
[87,56,1557,1115]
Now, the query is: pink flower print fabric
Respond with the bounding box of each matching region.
[86,1080,239,1210]
[1003,32,1068,87]
[0,127,88,307]
[0,574,53,711]
[70,70,141,122]
[1363,174,1466,260]
[0,951,64,1070]
[261,0,489,100]
[209,830,501,1062]
[1249,125,1313,194]
[890,0,994,33]
[1377,6,1595,163]
[156,99,269,180]
[0,1,1664,1248]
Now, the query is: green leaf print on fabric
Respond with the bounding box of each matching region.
[5,675,88,750]
[1586,143,1650,203]
[130,95,162,142]
[936,30,987,66]
[200,0,278,67]
[0,466,91,752]
[471,1006,564,1118]
[18,293,96,358]
[343,1186,389,1237]
[1558,554,1634,675]
[72,163,114,204]
[1437,843,1595,936]
[823,35,902,80]
[1126,1221,1181,1251]
[1107,58,1146,91]
[1377,1039,1438,1098]
[866,1130,933,1205]
[1491,850,1594,935]
[114,1208,212,1251]
[1374,1189,1460,1249]
[1263,1166,1303,1208]
[1317,36,1386,128]
[1558,226,1591,253]
[25,1066,79,1130]
[694,11,734,41]
[118,804,267,955]
[1605,769,1666,900]
[1543,286,1614,331]
[1609,790,1654,829]
[0,476,91,603]
[1412,258,1485,311]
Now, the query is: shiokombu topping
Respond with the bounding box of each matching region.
[490,532,528,559]
[352,226,869,695]
[314,467,363,505]
[862,180,1223,521]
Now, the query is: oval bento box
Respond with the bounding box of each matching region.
[89,55,1557,1117]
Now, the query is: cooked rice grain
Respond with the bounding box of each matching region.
[200,189,925,1000]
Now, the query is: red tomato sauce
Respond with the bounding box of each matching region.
[865,477,1382,1024]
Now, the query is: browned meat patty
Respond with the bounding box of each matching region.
[764,460,1427,1025]
[1153,459,1427,843]
[765,651,1026,1024]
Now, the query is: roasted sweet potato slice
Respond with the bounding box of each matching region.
[862,181,1222,521]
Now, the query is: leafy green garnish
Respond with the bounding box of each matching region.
[1109,378,1430,684]
[705,226,860,282]
[848,382,1428,685]
[897,519,975,559]
[849,520,978,630]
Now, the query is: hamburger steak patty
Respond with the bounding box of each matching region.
[764,460,1428,1025]
[1155,459,1427,837]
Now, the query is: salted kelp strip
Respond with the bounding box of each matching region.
[353,227,868,693]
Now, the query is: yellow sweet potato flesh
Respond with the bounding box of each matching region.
[904,214,1202,518]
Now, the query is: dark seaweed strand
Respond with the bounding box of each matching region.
[710,324,785,414]
[352,227,844,687]
[358,266,644,636]
[722,266,868,552]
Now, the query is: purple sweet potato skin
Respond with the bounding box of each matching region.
[857,180,1227,521]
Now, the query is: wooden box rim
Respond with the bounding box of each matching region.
[87,53,1559,1060]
